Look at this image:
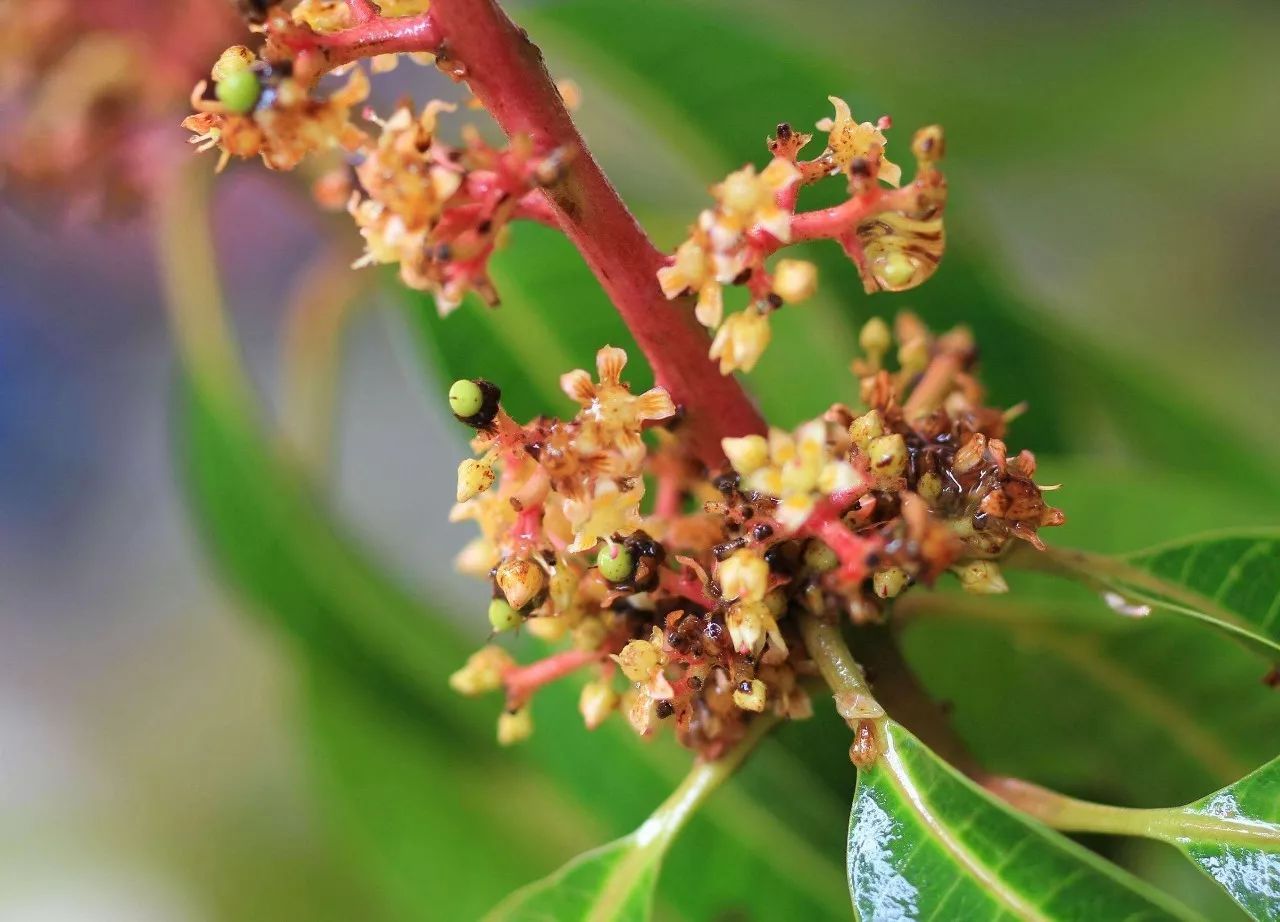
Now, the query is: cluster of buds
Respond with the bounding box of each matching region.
[448,319,1063,757]
[658,96,948,376]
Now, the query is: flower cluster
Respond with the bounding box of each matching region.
[186,7,568,313]
[183,43,369,171]
[657,96,949,376]
[346,103,567,313]
[448,319,1063,757]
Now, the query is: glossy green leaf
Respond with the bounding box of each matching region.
[850,722,1193,920]
[1021,530,1280,662]
[1169,756,1280,920]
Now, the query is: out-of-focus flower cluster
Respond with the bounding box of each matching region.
[0,0,241,215]
[448,319,1063,756]
[184,4,569,313]
[658,97,949,376]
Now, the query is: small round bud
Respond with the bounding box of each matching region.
[952,559,1009,595]
[448,379,485,418]
[613,639,662,683]
[868,433,908,479]
[721,434,769,475]
[495,557,546,610]
[733,678,767,712]
[849,409,883,450]
[917,471,943,505]
[572,616,607,651]
[877,251,916,289]
[804,539,839,574]
[448,645,513,696]
[771,259,818,304]
[497,708,533,746]
[596,542,634,584]
[526,614,570,642]
[579,681,619,730]
[215,67,261,115]
[873,567,911,599]
[858,317,891,362]
[487,598,520,632]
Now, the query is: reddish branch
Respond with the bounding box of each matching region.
[502,647,602,708]
[293,1,767,467]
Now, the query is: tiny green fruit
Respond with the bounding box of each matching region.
[216,67,261,115]
[488,598,521,632]
[878,251,915,289]
[596,543,634,583]
[449,379,485,418]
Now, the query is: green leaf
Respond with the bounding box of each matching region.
[485,835,660,922]
[1167,756,1280,921]
[484,718,782,922]
[850,722,1193,920]
[1024,530,1280,662]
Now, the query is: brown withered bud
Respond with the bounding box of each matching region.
[849,719,881,769]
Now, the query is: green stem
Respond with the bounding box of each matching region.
[984,776,1280,848]
[799,612,887,741]
[642,713,779,850]
[279,250,370,479]
[155,159,254,420]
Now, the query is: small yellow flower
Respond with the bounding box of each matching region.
[497,707,534,746]
[816,96,901,187]
[709,306,772,375]
[718,549,770,603]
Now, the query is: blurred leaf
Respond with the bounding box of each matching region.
[1028,531,1280,661]
[1167,755,1280,921]
[483,721,777,922]
[525,0,1278,488]
[849,721,1191,920]
[306,660,599,921]
[485,835,661,922]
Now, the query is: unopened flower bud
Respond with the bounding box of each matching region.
[497,707,533,746]
[456,457,496,502]
[579,681,619,730]
[613,639,663,683]
[733,678,767,712]
[849,409,883,450]
[449,645,513,696]
[867,434,907,479]
[951,559,1009,595]
[526,614,569,641]
[917,471,943,505]
[804,539,839,574]
[212,45,255,82]
[858,317,891,365]
[572,616,607,651]
[722,434,769,475]
[772,259,818,304]
[727,600,768,657]
[953,434,987,475]
[719,549,769,602]
[873,567,911,599]
[488,598,520,632]
[495,557,545,610]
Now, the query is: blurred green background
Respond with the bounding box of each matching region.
[2,0,1278,918]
